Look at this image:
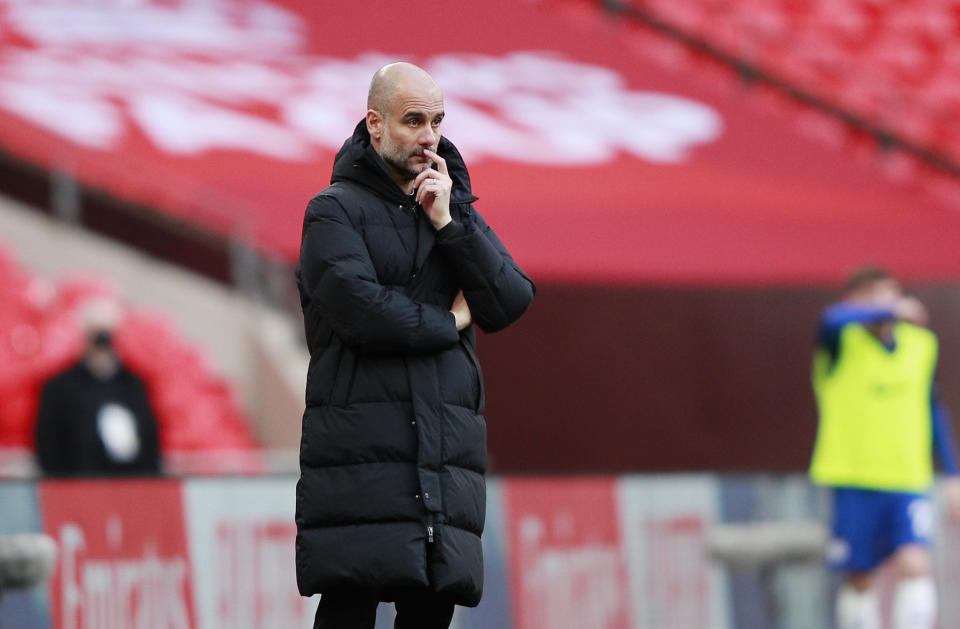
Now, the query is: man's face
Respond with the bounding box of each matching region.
[374,86,444,184]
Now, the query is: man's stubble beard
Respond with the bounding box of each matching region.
[381,150,420,184]
[379,125,424,185]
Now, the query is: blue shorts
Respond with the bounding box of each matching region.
[827,487,933,572]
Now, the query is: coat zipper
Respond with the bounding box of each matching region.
[426,513,435,544]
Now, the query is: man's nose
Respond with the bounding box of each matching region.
[417,126,438,145]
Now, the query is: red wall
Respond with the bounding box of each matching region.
[479,282,960,474]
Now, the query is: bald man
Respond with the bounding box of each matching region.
[295,63,535,628]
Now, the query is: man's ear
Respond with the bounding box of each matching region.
[366,109,383,141]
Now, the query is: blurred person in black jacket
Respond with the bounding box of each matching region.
[35,298,161,477]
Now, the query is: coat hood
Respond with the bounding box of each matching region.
[330,120,478,205]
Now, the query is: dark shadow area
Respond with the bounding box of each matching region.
[0,148,232,283]
[479,281,960,474]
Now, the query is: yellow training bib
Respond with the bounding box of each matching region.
[810,322,938,491]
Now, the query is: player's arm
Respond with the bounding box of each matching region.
[816,302,896,366]
[299,195,461,353]
[932,387,959,475]
[817,298,927,359]
[931,386,960,522]
[818,302,894,342]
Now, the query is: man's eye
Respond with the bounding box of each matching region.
[408,119,419,127]
[432,119,442,127]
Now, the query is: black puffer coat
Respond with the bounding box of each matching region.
[295,121,534,606]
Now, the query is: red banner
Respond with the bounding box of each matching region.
[180,478,315,628]
[40,479,197,629]
[0,0,958,284]
[504,477,632,629]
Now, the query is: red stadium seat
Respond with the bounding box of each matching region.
[620,0,960,166]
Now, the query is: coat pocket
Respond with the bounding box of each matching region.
[460,339,485,414]
[330,350,358,406]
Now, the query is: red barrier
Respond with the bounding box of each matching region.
[504,477,631,629]
[40,479,197,629]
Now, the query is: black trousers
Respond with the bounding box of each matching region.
[313,587,456,629]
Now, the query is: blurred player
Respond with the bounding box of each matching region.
[810,267,960,629]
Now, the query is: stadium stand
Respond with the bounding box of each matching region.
[612,0,960,172]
